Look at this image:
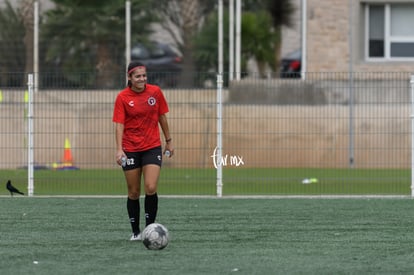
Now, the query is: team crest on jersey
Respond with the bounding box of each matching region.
[148,97,156,106]
[128,100,134,107]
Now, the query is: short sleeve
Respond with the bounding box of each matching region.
[157,90,169,115]
[112,94,125,123]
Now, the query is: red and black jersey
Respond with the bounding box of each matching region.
[113,84,169,152]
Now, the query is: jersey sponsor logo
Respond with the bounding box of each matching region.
[128,100,134,107]
[148,97,156,106]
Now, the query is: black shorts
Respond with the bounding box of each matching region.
[122,146,162,171]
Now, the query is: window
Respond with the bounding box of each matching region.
[365,3,414,60]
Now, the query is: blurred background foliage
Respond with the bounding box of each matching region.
[0,0,26,86]
[0,0,294,88]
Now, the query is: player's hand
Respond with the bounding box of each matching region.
[164,142,174,158]
[116,151,126,166]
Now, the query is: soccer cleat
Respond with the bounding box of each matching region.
[130,233,142,241]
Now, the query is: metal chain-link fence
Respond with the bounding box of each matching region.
[0,72,411,196]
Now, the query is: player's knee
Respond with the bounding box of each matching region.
[128,191,140,200]
[145,185,157,195]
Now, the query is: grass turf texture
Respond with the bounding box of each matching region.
[0,168,410,196]
[1,197,414,274]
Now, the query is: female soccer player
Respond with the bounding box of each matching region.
[113,61,174,241]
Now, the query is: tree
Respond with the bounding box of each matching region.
[242,11,278,77]
[193,9,277,79]
[42,0,156,88]
[20,0,34,78]
[154,0,217,88]
[0,0,26,86]
[261,0,295,72]
[193,0,295,78]
[232,0,295,73]
[148,0,294,84]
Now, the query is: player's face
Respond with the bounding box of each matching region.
[129,67,147,92]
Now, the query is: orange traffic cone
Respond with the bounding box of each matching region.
[60,138,79,170]
[63,138,73,165]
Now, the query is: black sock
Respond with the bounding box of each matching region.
[127,198,140,234]
[145,193,158,226]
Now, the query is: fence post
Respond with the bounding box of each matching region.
[216,74,223,197]
[34,1,39,94]
[411,75,414,197]
[125,1,131,72]
[27,74,34,196]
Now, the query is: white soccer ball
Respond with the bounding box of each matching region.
[142,223,170,250]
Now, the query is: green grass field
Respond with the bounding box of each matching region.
[0,167,411,196]
[1,197,414,274]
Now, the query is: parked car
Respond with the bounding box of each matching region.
[131,41,182,87]
[280,49,301,78]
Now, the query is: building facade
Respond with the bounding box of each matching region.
[305,0,414,73]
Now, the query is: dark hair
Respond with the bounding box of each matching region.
[127,61,146,87]
[127,61,145,74]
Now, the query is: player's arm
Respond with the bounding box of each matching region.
[114,122,125,165]
[159,114,174,157]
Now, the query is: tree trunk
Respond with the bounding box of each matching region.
[274,28,282,74]
[95,43,119,88]
[177,0,200,88]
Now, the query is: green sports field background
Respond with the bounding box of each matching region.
[1,197,414,274]
[0,167,411,196]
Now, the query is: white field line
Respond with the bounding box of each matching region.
[0,195,411,199]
